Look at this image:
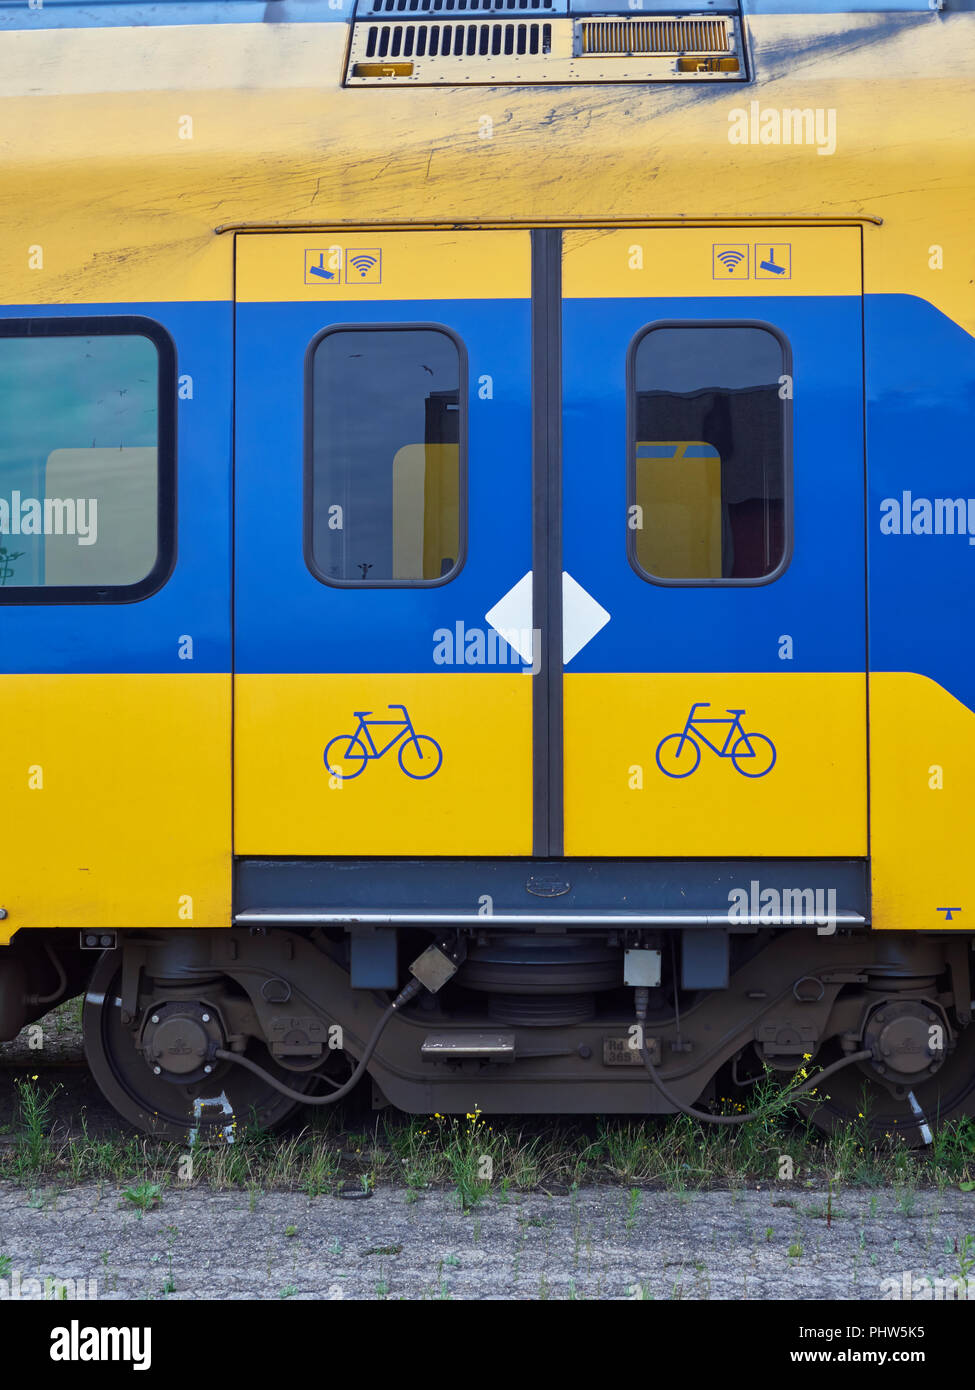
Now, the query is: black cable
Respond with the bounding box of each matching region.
[639,1033,874,1126]
[213,977,423,1105]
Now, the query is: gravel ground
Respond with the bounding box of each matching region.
[0,1182,971,1301]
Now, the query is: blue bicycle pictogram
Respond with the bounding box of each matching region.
[324,704,443,780]
[655,703,776,779]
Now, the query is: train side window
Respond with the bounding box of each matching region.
[627,321,792,585]
[305,324,467,587]
[0,316,176,604]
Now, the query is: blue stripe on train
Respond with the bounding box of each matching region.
[866,295,975,714]
[1,292,972,709]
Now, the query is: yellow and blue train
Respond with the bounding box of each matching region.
[0,0,973,1142]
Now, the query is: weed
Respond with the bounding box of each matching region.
[121,1182,162,1215]
[13,1077,60,1175]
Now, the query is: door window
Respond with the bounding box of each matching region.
[305,324,466,587]
[628,321,791,585]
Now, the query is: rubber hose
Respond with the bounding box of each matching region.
[212,977,423,1105]
[640,1040,874,1125]
[27,942,68,1007]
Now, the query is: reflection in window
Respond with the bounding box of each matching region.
[631,325,788,581]
[307,328,463,584]
[0,332,160,591]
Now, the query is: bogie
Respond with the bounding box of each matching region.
[30,925,970,1146]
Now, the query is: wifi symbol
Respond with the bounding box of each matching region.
[716,247,746,275]
[349,253,379,279]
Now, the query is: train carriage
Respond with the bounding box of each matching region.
[0,0,973,1142]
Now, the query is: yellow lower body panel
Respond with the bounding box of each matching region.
[0,674,230,943]
[235,672,533,855]
[870,672,975,931]
[564,672,867,857]
[9,668,961,935]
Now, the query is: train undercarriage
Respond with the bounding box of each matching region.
[2,922,973,1147]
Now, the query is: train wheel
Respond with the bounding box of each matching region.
[797,1023,975,1148]
[82,951,319,1142]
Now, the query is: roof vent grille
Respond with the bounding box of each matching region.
[363,19,551,55]
[578,17,729,54]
